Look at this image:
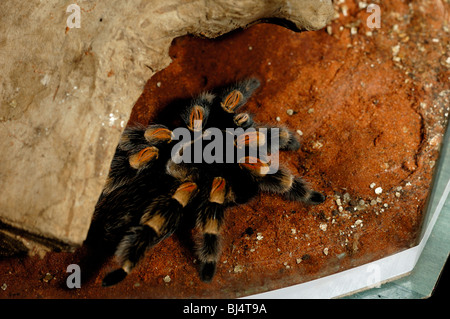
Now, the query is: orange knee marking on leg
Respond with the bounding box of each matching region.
[233,113,250,126]
[129,146,159,169]
[172,182,198,207]
[209,177,226,204]
[188,105,204,131]
[144,127,173,143]
[238,156,270,176]
[235,131,265,149]
[221,90,242,113]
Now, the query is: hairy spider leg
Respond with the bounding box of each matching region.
[284,177,326,204]
[91,174,165,246]
[102,146,159,196]
[85,162,175,285]
[194,177,228,282]
[234,129,266,150]
[118,124,171,153]
[180,92,214,132]
[219,78,260,114]
[250,125,300,152]
[102,124,173,195]
[231,124,300,168]
[128,146,159,169]
[102,181,198,287]
[269,126,300,151]
[240,159,325,205]
[205,78,260,129]
[233,112,254,128]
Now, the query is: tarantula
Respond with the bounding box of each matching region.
[88,78,325,286]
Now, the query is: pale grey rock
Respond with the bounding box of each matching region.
[0,0,333,252]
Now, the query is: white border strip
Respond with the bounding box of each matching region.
[244,177,450,299]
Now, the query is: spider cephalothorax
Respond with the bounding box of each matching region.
[89,78,326,286]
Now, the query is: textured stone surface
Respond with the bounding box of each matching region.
[0,0,333,251]
[0,0,448,299]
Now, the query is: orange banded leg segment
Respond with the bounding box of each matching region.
[251,126,300,153]
[233,112,253,128]
[144,127,173,144]
[188,105,206,132]
[181,92,213,131]
[118,124,172,154]
[102,224,160,287]
[238,156,270,176]
[253,165,325,205]
[172,182,198,207]
[220,78,260,114]
[142,214,166,236]
[257,166,294,194]
[196,202,225,282]
[103,183,197,287]
[278,127,300,151]
[209,177,226,204]
[221,90,243,113]
[128,146,159,169]
[196,177,229,282]
[284,177,326,205]
[235,130,266,149]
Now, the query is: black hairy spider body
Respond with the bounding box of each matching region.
[88,78,326,286]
